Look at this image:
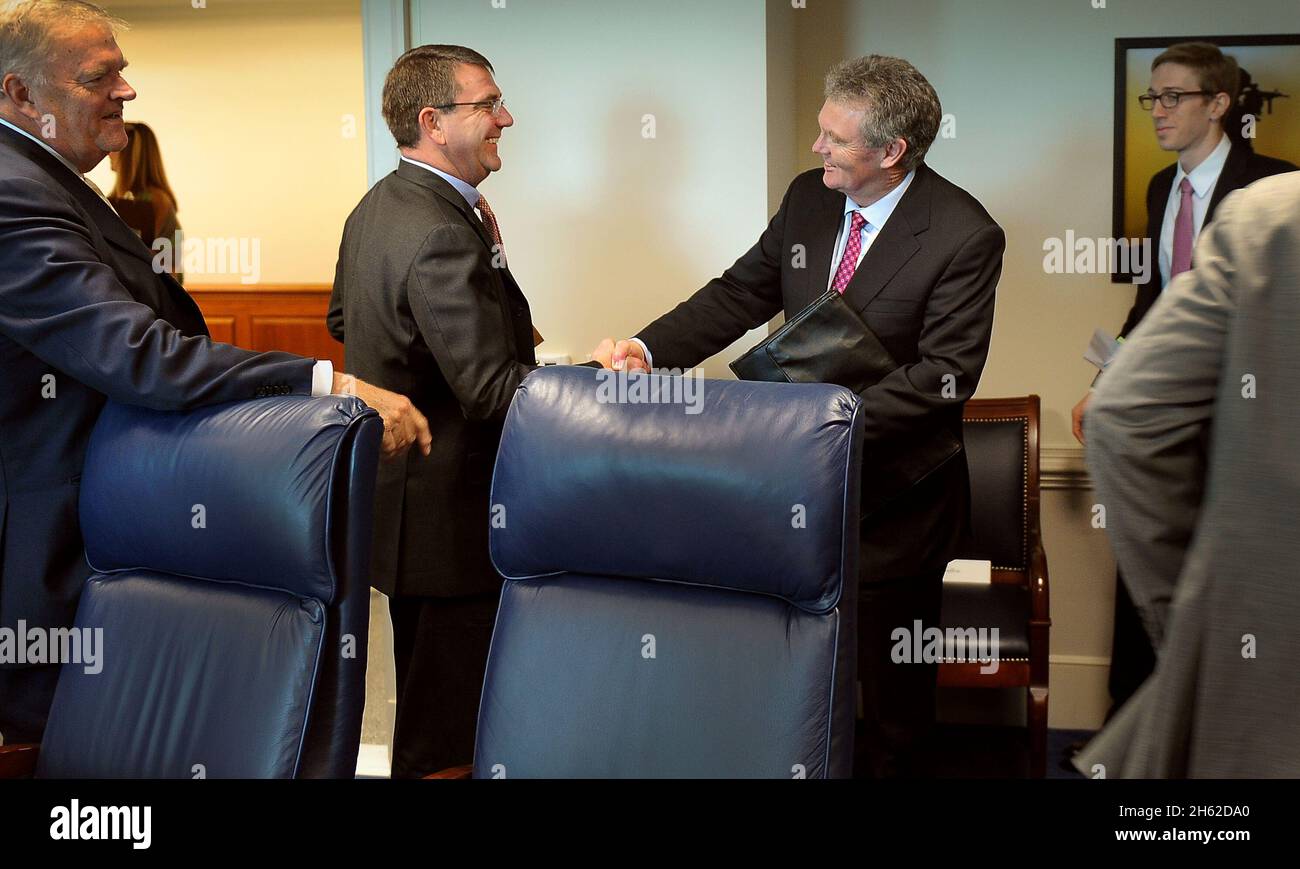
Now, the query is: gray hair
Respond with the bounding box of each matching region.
[0,0,124,90]
[382,44,494,148]
[824,55,941,172]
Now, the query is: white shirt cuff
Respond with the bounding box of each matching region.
[630,337,653,369]
[311,360,334,396]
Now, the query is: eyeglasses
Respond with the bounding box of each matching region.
[1138,90,1216,110]
[434,97,508,117]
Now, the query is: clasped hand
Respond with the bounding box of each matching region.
[590,338,650,372]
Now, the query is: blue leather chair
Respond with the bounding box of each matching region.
[473,366,864,778]
[0,395,381,779]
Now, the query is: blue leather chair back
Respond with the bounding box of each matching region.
[36,396,381,778]
[478,366,863,778]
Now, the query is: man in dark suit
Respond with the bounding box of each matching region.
[601,55,1005,777]
[329,45,596,777]
[1070,42,1296,718]
[0,0,428,745]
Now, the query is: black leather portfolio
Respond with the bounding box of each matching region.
[729,289,962,515]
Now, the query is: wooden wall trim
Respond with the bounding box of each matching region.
[188,283,333,294]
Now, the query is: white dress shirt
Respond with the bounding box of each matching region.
[0,115,333,395]
[826,169,916,289]
[1158,133,1231,288]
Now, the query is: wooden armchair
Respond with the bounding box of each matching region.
[939,396,1051,777]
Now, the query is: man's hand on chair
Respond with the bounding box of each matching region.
[334,373,432,460]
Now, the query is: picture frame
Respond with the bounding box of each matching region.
[1111,34,1300,282]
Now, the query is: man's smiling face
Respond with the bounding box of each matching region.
[26,21,136,172]
[436,62,513,186]
[811,99,889,206]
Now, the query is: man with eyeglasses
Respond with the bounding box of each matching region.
[1069,42,1294,734]
[329,44,599,777]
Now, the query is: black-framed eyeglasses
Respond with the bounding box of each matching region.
[433,97,507,117]
[1138,90,1216,110]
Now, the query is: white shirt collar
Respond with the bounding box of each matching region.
[400,156,480,209]
[0,115,91,180]
[844,168,917,229]
[1174,133,1231,199]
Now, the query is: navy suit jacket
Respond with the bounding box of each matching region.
[0,122,314,694]
[637,164,1005,579]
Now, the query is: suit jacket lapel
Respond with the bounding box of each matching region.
[0,123,158,267]
[801,190,844,302]
[841,165,929,311]
[1147,167,1175,256]
[395,159,500,254]
[394,160,527,360]
[1206,140,1248,222]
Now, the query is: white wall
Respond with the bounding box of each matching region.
[404,0,771,376]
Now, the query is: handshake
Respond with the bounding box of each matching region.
[589,338,652,372]
[350,337,657,463]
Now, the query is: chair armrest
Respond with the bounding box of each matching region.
[424,765,472,780]
[1028,542,1051,691]
[0,744,40,779]
[1029,542,1050,623]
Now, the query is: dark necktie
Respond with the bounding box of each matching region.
[477,194,506,264]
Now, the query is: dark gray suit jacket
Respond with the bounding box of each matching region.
[328,161,535,598]
[0,122,313,735]
[637,164,1005,580]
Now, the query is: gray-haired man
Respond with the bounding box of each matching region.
[598,55,1005,776]
[0,0,428,743]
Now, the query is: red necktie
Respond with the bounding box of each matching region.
[1170,177,1194,279]
[476,194,506,263]
[832,212,867,293]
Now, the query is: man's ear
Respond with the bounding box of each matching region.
[418,106,447,146]
[880,137,908,170]
[0,73,40,121]
[1210,91,1232,122]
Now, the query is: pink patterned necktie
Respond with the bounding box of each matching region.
[1170,177,1195,279]
[832,212,868,293]
[476,194,506,262]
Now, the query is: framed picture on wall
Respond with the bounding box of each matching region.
[1111,34,1300,283]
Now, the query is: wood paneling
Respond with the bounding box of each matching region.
[204,316,236,346]
[189,284,343,369]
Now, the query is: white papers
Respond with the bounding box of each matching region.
[944,559,992,584]
[1083,328,1121,371]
